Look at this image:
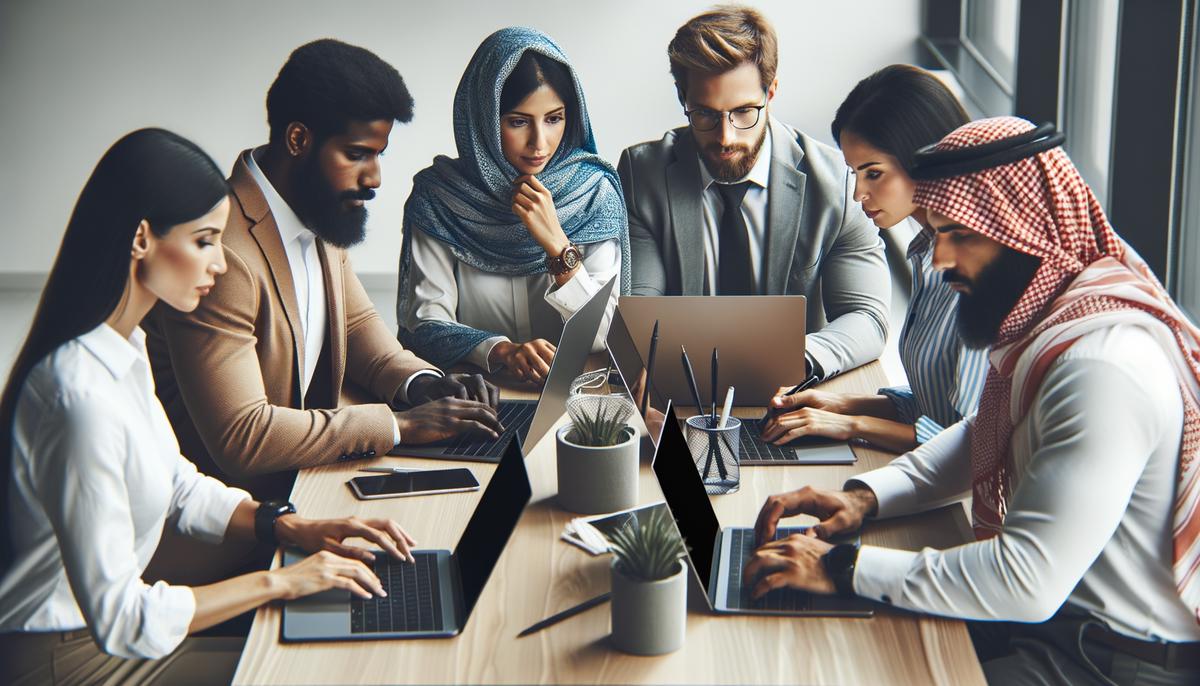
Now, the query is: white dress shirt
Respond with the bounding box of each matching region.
[698,129,772,296]
[0,325,251,658]
[849,322,1200,643]
[246,150,429,442]
[401,231,621,372]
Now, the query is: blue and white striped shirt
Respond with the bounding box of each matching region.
[879,223,989,444]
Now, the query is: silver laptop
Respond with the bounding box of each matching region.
[390,275,616,462]
[610,300,855,466]
[282,437,532,641]
[652,405,873,617]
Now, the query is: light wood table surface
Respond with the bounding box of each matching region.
[233,362,985,685]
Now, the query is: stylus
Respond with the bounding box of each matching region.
[517,592,611,637]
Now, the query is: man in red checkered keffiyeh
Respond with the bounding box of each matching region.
[912,117,1200,628]
[748,115,1200,681]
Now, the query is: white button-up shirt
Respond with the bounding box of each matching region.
[698,129,772,296]
[851,323,1200,643]
[245,149,328,398]
[0,325,250,658]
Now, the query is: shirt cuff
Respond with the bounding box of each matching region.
[136,582,196,659]
[878,386,918,424]
[398,369,443,405]
[845,465,920,520]
[392,415,402,446]
[466,336,510,373]
[912,415,946,445]
[852,545,917,606]
[543,263,596,319]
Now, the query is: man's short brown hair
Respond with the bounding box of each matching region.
[667,4,779,103]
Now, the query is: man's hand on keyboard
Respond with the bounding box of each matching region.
[394,398,504,444]
[754,485,877,545]
[744,533,835,599]
[277,514,418,563]
[407,372,498,409]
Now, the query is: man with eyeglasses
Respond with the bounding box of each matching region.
[618,5,889,382]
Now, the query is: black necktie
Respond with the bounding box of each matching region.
[716,181,754,295]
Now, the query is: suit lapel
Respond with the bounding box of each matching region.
[230,155,307,394]
[765,118,807,295]
[316,240,346,405]
[665,130,706,295]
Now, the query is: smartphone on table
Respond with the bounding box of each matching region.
[347,468,480,500]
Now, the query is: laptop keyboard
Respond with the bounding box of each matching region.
[740,418,843,462]
[726,527,814,611]
[442,401,534,458]
[350,552,444,634]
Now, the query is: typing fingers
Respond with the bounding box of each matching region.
[754,496,785,546]
[347,519,413,563]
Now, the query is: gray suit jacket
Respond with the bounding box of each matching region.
[617,118,890,379]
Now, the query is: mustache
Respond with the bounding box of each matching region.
[704,143,750,156]
[339,188,376,202]
[942,270,970,286]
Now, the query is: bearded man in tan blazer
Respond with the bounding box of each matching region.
[146,40,503,515]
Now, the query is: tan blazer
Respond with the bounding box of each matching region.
[145,152,437,498]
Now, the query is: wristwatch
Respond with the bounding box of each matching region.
[821,543,861,597]
[545,243,583,276]
[255,500,296,546]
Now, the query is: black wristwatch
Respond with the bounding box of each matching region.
[822,543,860,597]
[255,500,296,546]
[545,243,582,275]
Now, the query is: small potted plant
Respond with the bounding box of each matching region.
[556,393,639,514]
[607,507,689,655]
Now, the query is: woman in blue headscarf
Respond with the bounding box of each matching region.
[398,27,628,385]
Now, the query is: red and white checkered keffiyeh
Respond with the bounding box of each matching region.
[913,116,1200,624]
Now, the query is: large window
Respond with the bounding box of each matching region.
[963,0,1019,92]
[1175,1,1200,320]
[1062,0,1119,209]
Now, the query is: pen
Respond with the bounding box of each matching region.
[710,347,718,428]
[762,373,821,422]
[640,319,659,419]
[680,346,707,415]
[358,466,423,474]
[517,592,612,637]
[717,387,735,429]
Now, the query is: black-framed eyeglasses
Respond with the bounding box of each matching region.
[683,100,767,132]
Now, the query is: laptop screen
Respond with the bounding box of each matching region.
[452,437,532,620]
[652,405,720,594]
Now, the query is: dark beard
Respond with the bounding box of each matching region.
[948,246,1043,349]
[292,154,374,248]
[698,124,767,182]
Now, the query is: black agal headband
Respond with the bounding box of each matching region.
[909,122,1066,181]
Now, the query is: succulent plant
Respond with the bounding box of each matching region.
[607,507,688,582]
[565,393,635,447]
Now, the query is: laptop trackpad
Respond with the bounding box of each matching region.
[789,442,857,464]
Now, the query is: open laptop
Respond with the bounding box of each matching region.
[610,300,855,466]
[652,405,874,617]
[390,276,616,462]
[282,436,532,641]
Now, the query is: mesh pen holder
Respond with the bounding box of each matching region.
[684,415,741,495]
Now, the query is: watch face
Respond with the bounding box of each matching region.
[563,246,581,269]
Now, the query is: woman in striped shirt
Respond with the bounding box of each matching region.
[761,65,988,453]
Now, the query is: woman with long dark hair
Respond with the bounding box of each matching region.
[762,65,989,452]
[0,129,412,684]
[398,27,628,386]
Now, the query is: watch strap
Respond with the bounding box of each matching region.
[255,500,296,546]
[822,543,860,597]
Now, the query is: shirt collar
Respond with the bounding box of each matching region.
[77,324,146,380]
[245,147,313,247]
[699,126,773,191]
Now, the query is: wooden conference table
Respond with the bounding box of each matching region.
[233,362,985,685]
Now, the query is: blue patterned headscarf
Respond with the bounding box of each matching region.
[398,27,629,368]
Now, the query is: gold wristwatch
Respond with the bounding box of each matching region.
[545,243,583,276]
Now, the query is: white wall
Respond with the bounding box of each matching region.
[0,0,919,276]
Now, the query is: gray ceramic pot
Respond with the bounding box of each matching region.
[555,424,638,514]
[609,558,687,655]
